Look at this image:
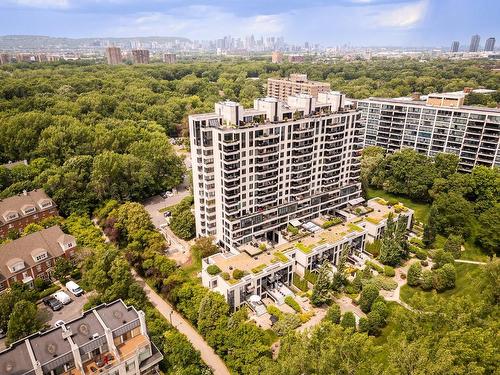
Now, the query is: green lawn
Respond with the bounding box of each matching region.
[366,188,431,224]
[400,262,485,306]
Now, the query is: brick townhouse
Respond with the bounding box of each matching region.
[0,189,58,238]
[0,226,76,292]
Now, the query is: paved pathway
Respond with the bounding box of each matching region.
[455,259,487,265]
[133,272,230,375]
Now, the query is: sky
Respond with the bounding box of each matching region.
[0,0,499,47]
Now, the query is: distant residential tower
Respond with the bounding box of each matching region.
[163,53,177,64]
[132,49,150,64]
[267,73,331,101]
[469,34,480,52]
[451,41,460,52]
[105,46,122,65]
[485,37,496,51]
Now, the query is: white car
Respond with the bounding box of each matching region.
[54,320,65,328]
[52,291,72,305]
[66,281,84,297]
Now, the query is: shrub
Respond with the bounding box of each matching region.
[421,270,434,290]
[38,284,61,299]
[340,312,356,329]
[299,311,315,323]
[434,263,456,291]
[372,276,398,291]
[366,240,381,257]
[259,243,267,251]
[366,261,383,273]
[232,269,245,280]
[221,272,230,280]
[420,260,428,267]
[322,217,343,229]
[383,265,395,277]
[432,249,454,269]
[284,296,302,313]
[287,224,299,235]
[292,273,308,292]
[407,263,422,287]
[267,305,283,319]
[409,237,425,248]
[304,269,318,284]
[359,284,379,313]
[387,199,399,206]
[206,265,221,276]
[414,247,428,260]
[325,303,341,324]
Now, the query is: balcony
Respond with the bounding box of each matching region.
[255,138,279,147]
[256,171,278,182]
[256,162,279,173]
[292,131,314,140]
[292,155,313,164]
[256,178,278,189]
[255,155,279,164]
[291,163,312,172]
[256,146,279,156]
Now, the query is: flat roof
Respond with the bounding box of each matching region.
[66,312,104,346]
[95,300,139,331]
[30,328,71,365]
[0,341,34,375]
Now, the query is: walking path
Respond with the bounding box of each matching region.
[133,272,230,375]
[455,259,487,265]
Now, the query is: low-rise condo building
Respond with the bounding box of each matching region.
[189,91,363,252]
[201,197,413,311]
[357,91,500,172]
[0,300,163,375]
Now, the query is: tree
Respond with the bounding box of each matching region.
[359,284,379,313]
[311,261,333,306]
[191,236,219,260]
[7,301,41,344]
[379,213,409,266]
[340,312,356,329]
[421,270,434,290]
[475,204,500,256]
[407,262,422,287]
[432,249,455,269]
[170,197,196,240]
[435,263,456,291]
[360,146,385,191]
[52,257,73,280]
[434,153,459,179]
[422,223,436,248]
[429,192,474,238]
[162,330,203,371]
[325,303,341,324]
[197,292,229,337]
[443,234,463,259]
[273,313,301,336]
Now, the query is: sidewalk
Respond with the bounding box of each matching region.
[133,272,230,375]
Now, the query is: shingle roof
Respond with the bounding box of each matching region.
[0,189,56,226]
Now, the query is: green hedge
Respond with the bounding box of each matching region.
[322,217,343,229]
[384,265,395,277]
[293,273,308,292]
[39,284,61,299]
[284,296,302,313]
[366,261,384,273]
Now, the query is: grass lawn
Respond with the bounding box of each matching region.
[433,234,489,262]
[400,262,485,307]
[366,187,431,224]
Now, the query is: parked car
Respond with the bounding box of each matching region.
[163,210,172,217]
[43,296,63,311]
[66,281,84,297]
[52,291,72,305]
[161,190,174,199]
[54,320,65,328]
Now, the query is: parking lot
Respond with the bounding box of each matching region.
[38,287,90,328]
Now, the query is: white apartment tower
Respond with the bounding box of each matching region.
[189,92,364,251]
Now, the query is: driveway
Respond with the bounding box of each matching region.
[38,290,90,328]
[133,272,230,375]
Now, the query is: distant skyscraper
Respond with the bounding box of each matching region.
[163,53,177,64]
[469,34,480,52]
[0,53,10,65]
[451,41,460,52]
[105,47,122,65]
[485,37,495,51]
[132,49,150,64]
[271,51,283,63]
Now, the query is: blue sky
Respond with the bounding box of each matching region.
[0,0,498,47]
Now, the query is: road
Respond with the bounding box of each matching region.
[133,272,231,375]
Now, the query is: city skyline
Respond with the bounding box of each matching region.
[1,0,499,47]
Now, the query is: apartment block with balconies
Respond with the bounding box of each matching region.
[357,93,500,172]
[0,300,163,375]
[190,91,364,253]
[267,74,331,102]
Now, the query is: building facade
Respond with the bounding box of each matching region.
[485,37,496,52]
[189,91,364,252]
[131,49,150,64]
[469,34,480,52]
[163,53,177,64]
[0,226,76,292]
[106,47,122,65]
[0,300,163,375]
[201,197,413,311]
[288,55,305,63]
[267,74,331,101]
[0,52,11,65]
[271,51,283,63]
[0,189,58,238]
[357,93,500,172]
[451,41,460,52]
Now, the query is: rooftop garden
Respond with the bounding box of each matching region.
[366,216,382,225]
[296,242,314,254]
[272,252,289,263]
[251,264,267,274]
[348,223,364,232]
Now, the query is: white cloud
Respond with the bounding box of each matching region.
[374,0,428,28]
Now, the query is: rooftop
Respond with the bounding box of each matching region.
[0,341,34,375]
[0,189,55,225]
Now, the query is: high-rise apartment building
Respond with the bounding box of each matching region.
[451,41,460,52]
[469,34,480,52]
[288,55,305,63]
[105,46,122,65]
[271,51,284,63]
[132,49,150,64]
[0,299,163,375]
[357,93,500,172]
[267,74,331,102]
[189,92,364,251]
[163,53,177,64]
[485,37,496,51]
